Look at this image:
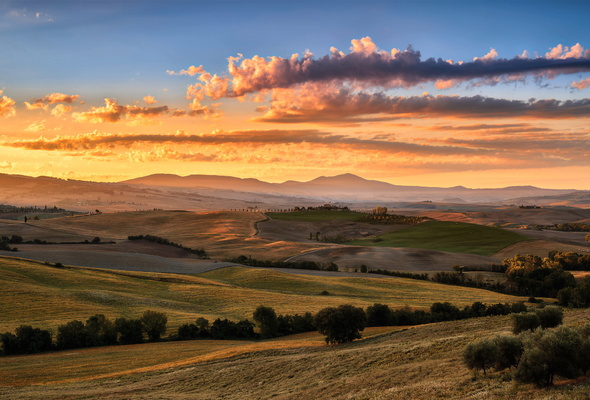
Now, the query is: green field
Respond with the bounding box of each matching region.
[266,210,366,222]
[0,257,528,333]
[345,221,531,256]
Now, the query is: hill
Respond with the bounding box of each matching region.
[3,308,590,399]
[0,258,527,334]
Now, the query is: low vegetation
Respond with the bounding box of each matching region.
[345,221,530,256]
[128,234,208,258]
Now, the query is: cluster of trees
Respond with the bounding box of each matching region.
[360,213,432,225]
[1,311,168,356]
[557,276,590,308]
[177,318,256,340]
[292,205,350,211]
[230,255,338,272]
[127,235,207,258]
[464,307,590,387]
[0,235,20,251]
[502,254,576,297]
[534,222,590,232]
[368,269,429,281]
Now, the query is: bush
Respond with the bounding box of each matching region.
[512,312,540,334]
[463,339,499,375]
[314,304,367,345]
[535,306,563,329]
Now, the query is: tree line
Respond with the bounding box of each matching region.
[127,235,208,258]
[1,300,532,356]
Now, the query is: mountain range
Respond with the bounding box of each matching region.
[0,172,587,212]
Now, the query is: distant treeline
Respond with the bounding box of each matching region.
[128,235,208,258]
[534,223,590,232]
[0,205,69,214]
[1,300,532,356]
[230,255,338,271]
[368,269,429,281]
[360,213,432,225]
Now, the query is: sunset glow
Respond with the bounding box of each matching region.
[1,1,590,189]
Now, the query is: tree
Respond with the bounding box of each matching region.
[463,339,499,375]
[314,304,367,345]
[515,326,585,386]
[115,318,144,344]
[585,233,590,243]
[140,310,168,342]
[253,306,279,339]
[366,303,392,327]
[57,320,88,350]
[85,314,117,346]
[494,335,523,370]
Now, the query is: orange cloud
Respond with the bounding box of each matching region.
[143,95,157,104]
[25,92,80,110]
[572,77,590,90]
[0,91,16,117]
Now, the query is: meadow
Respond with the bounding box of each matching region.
[3,309,590,399]
[346,221,531,256]
[0,257,529,334]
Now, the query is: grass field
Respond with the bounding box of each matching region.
[266,210,367,222]
[24,210,321,261]
[346,221,531,256]
[3,310,590,399]
[0,257,529,334]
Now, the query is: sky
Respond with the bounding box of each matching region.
[1,0,590,189]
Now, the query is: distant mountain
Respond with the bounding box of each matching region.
[121,173,579,204]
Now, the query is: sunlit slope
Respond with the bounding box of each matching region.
[0,258,527,333]
[28,210,321,260]
[3,310,590,399]
[346,221,531,256]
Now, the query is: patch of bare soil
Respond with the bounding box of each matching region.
[10,241,235,274]
[256,219,405,243]
[287,246,498,272]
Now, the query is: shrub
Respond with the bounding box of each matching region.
[535,306,563,329]
[512,312,540,334]
[314,304,367,345]
[463,339,499,375]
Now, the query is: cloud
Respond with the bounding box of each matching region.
[181,37,590,105]
[24,121,46,132]
[572,77,590,90]
[25,93,79,110]
[143,95,157,104]
[73,98,170,124]
[252,84,590,123]
[0,91,16,117]
[166,65,206,76]
[50,104,72,117]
